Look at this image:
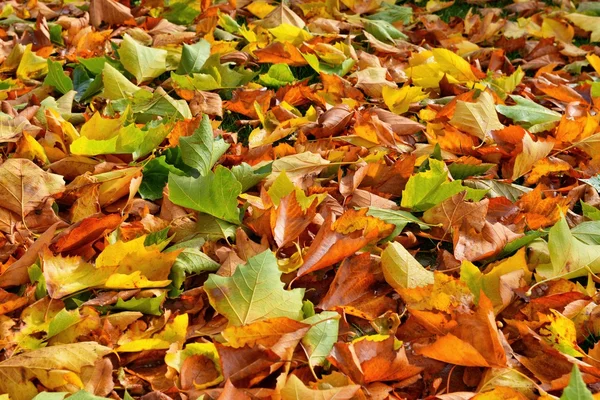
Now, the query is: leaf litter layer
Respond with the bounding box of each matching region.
[4,0,600,399]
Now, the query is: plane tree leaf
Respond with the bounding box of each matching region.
[204,250,305,326]
[180,114,230,176]
[118,34,168,83]
[0,342,110,400]
[168,166,242,223]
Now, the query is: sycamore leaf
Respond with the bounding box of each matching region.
[381,242,434,291]
[0,342,110,400]
[16,45,48,81]
[168,166,242,224]
[180,114,230,176]
[258,63,296,88]
[561,365,594,400]
[366,207,430,239]
[450,91,504,141]
[280,375,360,400]
[204,250,305,326]
[267,152,330,185]
[44,60,73,95]
[382,85,428,115]
[102,62,140,100]
[537,216,600,279]
[260,4,306,29]
[496,95,561,133]
[0,158,65,217]
[164,343,223,390]
[512,134,554,180]
[176,39,211,75]
[400,159,487,212]
[539,310,584,357]
[566,13,600,43]
[302,311,340,368]
[118,34,168,83]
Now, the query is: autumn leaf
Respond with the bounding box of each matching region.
[204,250,305,326]
[0,159,65,217]
[0,342,110,400]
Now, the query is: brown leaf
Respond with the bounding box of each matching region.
[328,335,422,384]
[51,213,122,253]
[181,355,222,390]
[297,209,393,277]
[318,253,395,320]
[89,0,134,27]
[0,221,60,288]
[271,192,318,248]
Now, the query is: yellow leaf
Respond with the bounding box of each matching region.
[247,1,277,18]
[541,18,574,43]
[97,235,179,287]
[587,54,600,75]
[117,314,188,352]
[450,91,504,141]
[399,272,474,312]
[539,310,584,357]
[0,342,110,400]
[269,24,313,46]
[16,45,48,81]
[512,134,554,180]
[567,13,600,43]
[382,85,428,115]
[460,248,532,313]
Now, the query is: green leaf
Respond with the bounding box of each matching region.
[496,95,561,133]
[72,66,94,102]
[130,87,192,120]
[366,207,430,241]
[581,175,600,192]
[303,52,355,76]
[364,19,407,42]
[110,294,165,316]
[381,242,434,291]
[571,221,600,245]
[168,247,220,297]
[78,57,110,75]
[118,34,168,83]
[582,201,600,221]
[401,159,487,211]
[366,3,412,24]
[48,24,64,46]
[463,179,531,202]
[537,216,600,279]
[102,62,140,100]
[561,365,594,400]
[168,166,242,224]
[301,311,340,368]
[47,308,80,338]
[231,162,271,192]
[28,263,47,300]
[177,39,211,75]
[139,156,185,200]
[163,0,201,25]
[180,115,230,176]
[195,214,237,241]
[204,250,305,326]
[16,45,48,81]
[448,162,494,179]
[258,64,296,88]
[43,60,73,95]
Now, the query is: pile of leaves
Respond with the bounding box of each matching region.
[7,0,600,398]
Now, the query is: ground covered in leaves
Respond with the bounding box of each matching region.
[6,0,600,399]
